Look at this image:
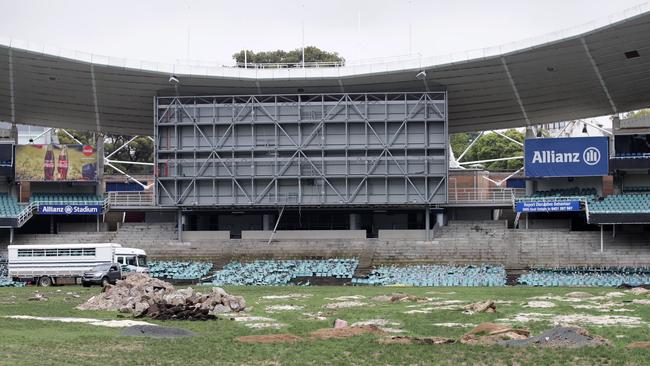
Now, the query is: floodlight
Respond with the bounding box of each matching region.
[416,70,427,80]
[169,75,180,85]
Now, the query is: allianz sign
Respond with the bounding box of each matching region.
[525,137,608,177]
[37,204,102,215]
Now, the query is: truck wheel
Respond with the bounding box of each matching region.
[38,276,52,287]
[101,277,110,287]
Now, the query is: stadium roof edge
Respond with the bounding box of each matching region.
[1,6,650,135]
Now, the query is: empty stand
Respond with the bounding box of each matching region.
[30,193,105,205]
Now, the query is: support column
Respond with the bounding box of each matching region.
[177,209,183,242]
[436,212,445,227]
[9,228,14,244]
[492,209,500,221]
[600,225,604,253]
[262,214,273,231]
[425,207,430,241]
[50,216,55,234]
[96,134,105,196]
[96,215,100,232]
[349,213,361,230]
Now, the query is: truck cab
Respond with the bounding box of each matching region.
[114,247,148,274]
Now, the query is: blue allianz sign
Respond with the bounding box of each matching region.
[515,200,581,213]
[38,204,102,215]
[524,137,609,177]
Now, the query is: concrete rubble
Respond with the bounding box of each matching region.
[463,300,496,314]
[76,273,246,320]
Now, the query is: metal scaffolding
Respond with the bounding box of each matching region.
[155,92,448,207]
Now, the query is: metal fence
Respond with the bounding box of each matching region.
[447,188,524,204]
[107,191,155,207]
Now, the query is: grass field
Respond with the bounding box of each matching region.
[2,285,650,365]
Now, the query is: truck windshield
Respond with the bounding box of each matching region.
[137,255,148,267]
[91,264,111,271]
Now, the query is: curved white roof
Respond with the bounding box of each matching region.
[1,6,650,134]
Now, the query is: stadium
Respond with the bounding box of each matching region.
[1,2,650,364]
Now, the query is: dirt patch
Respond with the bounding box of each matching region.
[325,295,366,301]
[632,299,650,305]
[121,325,196,338]
[244,322,285,329]
[228,316,275,322]
[310,325,384,339]
[302,312,328,321]
[565,292,594,299]
[237,334,302,344]
[499,313,644,327]
[501,326,609,348]
[379,336,455,345]
[524,301,556,308]
[265,305,304,313]
[626,341,650,349]
[261,294,312,300]
[4,315,154,328]
[323,301,368,309]
[459,323,530,345]
[432,323,475,328]
[371,293,429,303]
[629,288,650,296]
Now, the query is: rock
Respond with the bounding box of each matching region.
[133,302,149,317]
[27,293,48,302]
[460,323,530,345]
[210,304,231,314]
[333,319,349,328]
[464,300,496,313]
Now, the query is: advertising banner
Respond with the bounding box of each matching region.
[15,144,97,181]
[524,137,609,177]
[515,200,581,213]
[37,204,102,215]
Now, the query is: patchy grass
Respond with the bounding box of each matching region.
[2,286,650,365]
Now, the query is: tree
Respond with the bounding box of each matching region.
[451,129,524,171]
[624,109,650,119]
[232,46,345,66]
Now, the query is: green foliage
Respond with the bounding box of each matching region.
[233,46,345,65]
[451,129,524,171]
[56,130,95,145]
[624,109,650,119]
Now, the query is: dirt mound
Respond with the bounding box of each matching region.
[500,326,610,348]
[379,336,455,345]
[565,292,593,299]
[626,341,650,349]
[121,325,196,338]
[310,325,384,339]
[460,323,530,345]
[76,273,245,320]
[237,334,303,344]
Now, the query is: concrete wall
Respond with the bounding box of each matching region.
[378,230,426,240]
[58,222,108,232]
[183,231,230,241]
[242,230,367,240]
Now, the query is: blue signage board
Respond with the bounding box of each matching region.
[38,204,102,215]
[524,137,609,177]
[515,200,581,213]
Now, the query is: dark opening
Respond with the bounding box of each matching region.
[625,50,640,59]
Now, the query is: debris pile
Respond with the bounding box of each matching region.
[500,326,610,348]
[0,258,23,287]
[518,267,650,287]
[352,264,506,286]
[464,300,496,314]
[459,323,530,345]
[76,273,245,320]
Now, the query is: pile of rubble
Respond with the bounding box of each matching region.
[76,273,246,320]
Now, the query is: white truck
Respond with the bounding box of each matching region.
[7,243,148,286]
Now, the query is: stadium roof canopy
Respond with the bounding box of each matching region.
[1,7,650,136]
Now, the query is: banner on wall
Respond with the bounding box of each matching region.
[524,137,609,177]
[37,204,102,215]
[515,200,581,213]
[15,144,97,181]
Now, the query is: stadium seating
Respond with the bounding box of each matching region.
[622,186,650,193]
[518,267,650,287]
[352,264,506,286]
[210,259,359,286]
[614,152,650,159]
[0,193,28,217]
[30,193,105,205]
[148,260,213,280]
[517,187,598,202]
[589,193,650,214]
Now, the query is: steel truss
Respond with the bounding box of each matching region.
[155,92,448,207]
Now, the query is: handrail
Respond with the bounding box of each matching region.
[447,188,525,204]
[107,191,155,207]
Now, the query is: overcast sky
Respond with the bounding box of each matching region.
[0,0,646,66]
